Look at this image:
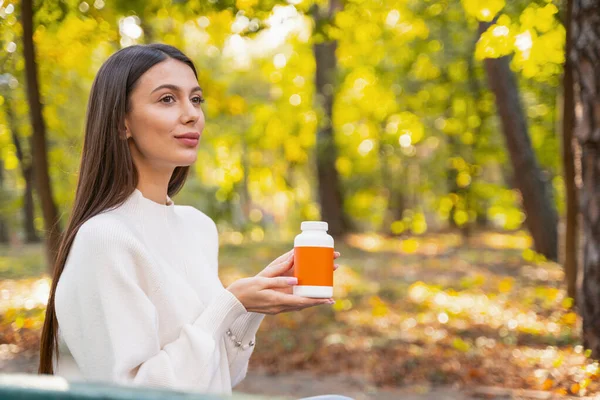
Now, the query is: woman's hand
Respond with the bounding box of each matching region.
[225,249,341,314]
[256,249,341,295]
[226,275,333,315]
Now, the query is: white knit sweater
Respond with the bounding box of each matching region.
[54,189,264,394]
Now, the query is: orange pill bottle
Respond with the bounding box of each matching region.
[293,221,334,298]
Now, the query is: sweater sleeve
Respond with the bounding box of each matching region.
[196,211,265,387]
[55,219,247,392]
[225,312,265,386]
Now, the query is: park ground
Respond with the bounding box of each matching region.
[0,231,598,399]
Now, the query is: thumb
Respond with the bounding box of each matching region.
[259,253,294,278]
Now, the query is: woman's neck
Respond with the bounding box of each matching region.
[128,141,174,205]
[134,163,173,205]
[136,181,170,205]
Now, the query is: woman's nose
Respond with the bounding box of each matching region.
[181,100,202,124]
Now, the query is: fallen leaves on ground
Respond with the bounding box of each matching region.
[0,231,598,397]
[221,231,598,397]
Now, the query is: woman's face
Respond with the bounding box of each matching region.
[124,58,205,172]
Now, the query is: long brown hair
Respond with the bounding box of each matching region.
[38,44,198,374]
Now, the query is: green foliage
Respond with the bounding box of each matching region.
[0,0,565,242]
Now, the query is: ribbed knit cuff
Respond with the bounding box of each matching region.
[229,312,265,344]
[193,289,246,339]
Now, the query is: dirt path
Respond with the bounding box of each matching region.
[235,369,468,399]
[0,351,469,399]
[0,352,583,399]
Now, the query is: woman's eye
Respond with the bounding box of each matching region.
[160,95,175,103]
[192,96,205,104]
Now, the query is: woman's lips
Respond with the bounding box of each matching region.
[175,137,199,146]
[175,133,200,146]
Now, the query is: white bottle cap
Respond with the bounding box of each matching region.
[301,221,328,231]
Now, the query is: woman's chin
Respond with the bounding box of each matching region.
[176,160,196,167]
[175,154,198,167]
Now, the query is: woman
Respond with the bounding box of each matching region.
[38,43,339,395]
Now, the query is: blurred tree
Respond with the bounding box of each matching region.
[561,0,577,303]
[466,31,492,229]
[312,0,350,236]
[21,0,61,265]
[0,0,569,249]
[479,19,558,261]
[572,0,600,358]
[0,50,38,244]
[0,78,38,244]
[0,162,9,243]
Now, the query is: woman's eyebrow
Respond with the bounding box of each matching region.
[151,84,203,94]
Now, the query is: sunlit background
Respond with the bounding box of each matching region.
[0,0,566,241]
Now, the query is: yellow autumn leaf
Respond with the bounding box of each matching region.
[391,221,406,235]
[335,157,352,177]
[457,172,472,188]
[563,312,577,325]
[228,95,247,115]
[498,277,513,293]
[236,0,258,11]
[452,338,471,352]
[411,213,428,235]
[3,151,18,170]
[580,378,591,389]
[461,0,505,22]
[454,210,469,226]
[475,22,515,60]
[401,238,419,253]
[411,54,441,80]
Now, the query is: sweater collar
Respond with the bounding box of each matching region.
[126,188,176,217]
[133,188,174,207]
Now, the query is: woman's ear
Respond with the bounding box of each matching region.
[120,120,131,140]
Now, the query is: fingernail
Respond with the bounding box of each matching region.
[287,277,298,285]
[334,251,340,256]
[328,299,335,304]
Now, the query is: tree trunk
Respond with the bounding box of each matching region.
[0,163,10,244]
[21,0,61,265]
[381,157,407,235]
[468,33,490,229]
[571,0,600,358]
[378,123,406,235]
[479,22,559,261]
[3,85,40,243]
[388,190,406,233]
[446,135,462,230]
[312,0,350,237]
[562,0,578,303]
[22,165,38,242]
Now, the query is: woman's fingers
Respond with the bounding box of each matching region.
[259,250,339,278]
[293,295,334,308]
[229,275,335,315]
[258,251,294,278]
[274,287,294,295]
[272,249,294,264]
[276,291,333,306]
[263,283,333,308]
[260,276,297,289]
